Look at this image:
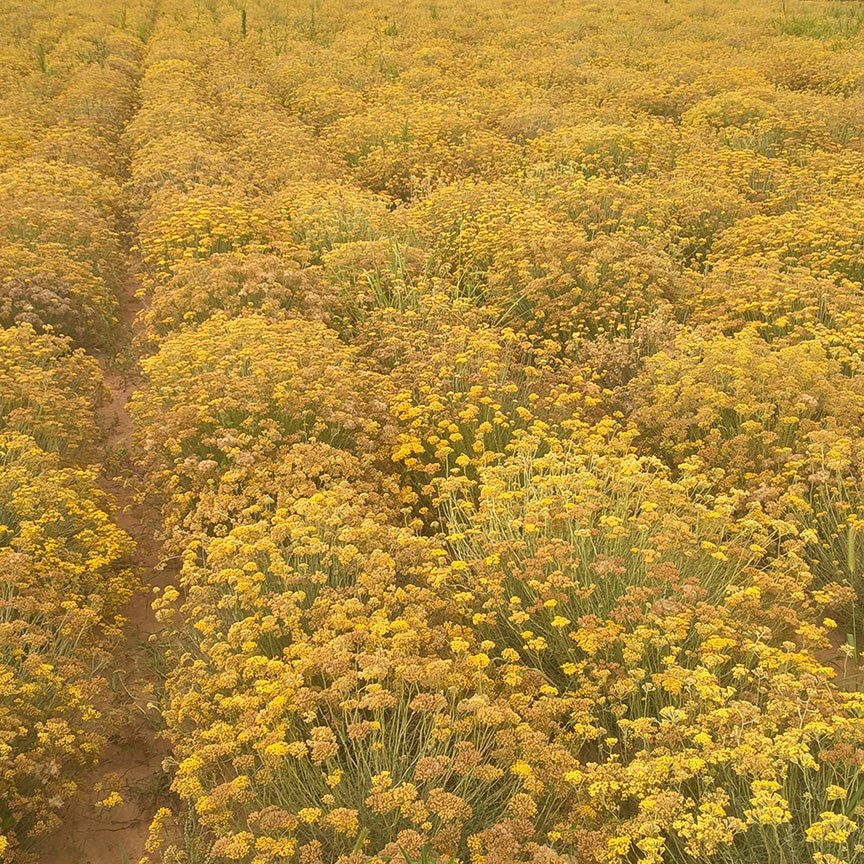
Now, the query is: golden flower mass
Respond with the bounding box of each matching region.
[1,0,863,862]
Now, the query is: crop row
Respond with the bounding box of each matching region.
[126,1,864,863]
[0,2,151,857]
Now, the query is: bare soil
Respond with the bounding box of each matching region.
[34,279,175,864]
[816,625,864,692]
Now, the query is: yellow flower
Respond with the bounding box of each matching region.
[825,785,848,802]
[97,791,124,809]
[745,780,792,826]
[806,812,858,845]
[297,808,322,824]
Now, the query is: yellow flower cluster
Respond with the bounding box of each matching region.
[0,433,135,852]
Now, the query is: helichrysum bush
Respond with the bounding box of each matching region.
[0,324,103,457]
[130,313,393,542]
[0,432,135,853]
[137,252,326,345]
[440,428,864,863]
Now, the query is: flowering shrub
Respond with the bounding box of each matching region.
[0,243,118,347]
[629,326,864,489]
[371,299,596,521]
[138,184,274,276]
[270,182,395,261]
[0,161,123,346]
[137,252,325,345]
[152,482,568,863]
[324,97,522,199]
[712,200,864,286]
[130,313,392,543]
[0,324,103,457]
[0,432,135,853]
[441,430,864,863]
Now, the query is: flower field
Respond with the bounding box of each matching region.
[2,0,864,861]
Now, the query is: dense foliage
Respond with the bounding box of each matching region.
[3,0,864,861]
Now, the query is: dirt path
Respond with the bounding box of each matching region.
[35,277,174,864]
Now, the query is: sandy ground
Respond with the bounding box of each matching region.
[34,278,176,864]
